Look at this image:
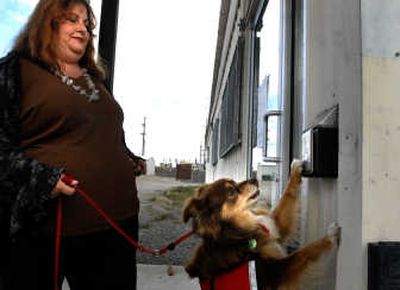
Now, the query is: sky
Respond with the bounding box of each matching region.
[0,0,220,165]
[113,1,220,164]
[0,0,37,55]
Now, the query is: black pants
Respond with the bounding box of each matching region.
[5,217,138,290]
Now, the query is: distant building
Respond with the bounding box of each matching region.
[145,157,155,175]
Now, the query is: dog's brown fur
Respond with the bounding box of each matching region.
[183,160,340,290]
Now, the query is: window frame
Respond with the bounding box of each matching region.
[211,119,220,165]
[219,37,244,158]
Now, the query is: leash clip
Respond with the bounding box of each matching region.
[153,249,161,256]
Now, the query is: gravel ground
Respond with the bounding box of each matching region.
[136,175,202,266]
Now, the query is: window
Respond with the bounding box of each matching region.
[251,0,283,206]
[211,119,220,165]
[219,38,243,158]
[264,111,281,162]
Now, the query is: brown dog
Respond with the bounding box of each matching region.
[183,160,340,290]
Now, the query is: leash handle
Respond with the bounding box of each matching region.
[61,175,76,186]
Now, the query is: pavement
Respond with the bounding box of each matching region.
[136,175,202,198]
[137,264,200,290]
[62,264,200,290]
[136,176,201,289]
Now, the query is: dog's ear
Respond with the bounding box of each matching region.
[183,197,200,223]
[183,186,206,222]
[183,197,223,240]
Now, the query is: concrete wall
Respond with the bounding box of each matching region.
[300,0,363,289]
[362,0,400,288]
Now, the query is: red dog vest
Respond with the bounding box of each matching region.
[199,262,257,290]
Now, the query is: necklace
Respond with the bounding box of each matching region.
[52,68,100,102]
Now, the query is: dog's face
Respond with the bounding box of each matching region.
[183,178,260,239]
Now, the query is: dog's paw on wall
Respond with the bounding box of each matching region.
[291,159,304,178]
[327,222,341,247]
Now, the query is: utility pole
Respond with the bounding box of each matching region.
[200,144,206,166]
[199,145,203,165]
[141,117,146,156]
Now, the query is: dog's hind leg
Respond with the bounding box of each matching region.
[277,224,340,290]
[271,160,303,240]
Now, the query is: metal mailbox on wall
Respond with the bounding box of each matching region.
[301,126,338,178]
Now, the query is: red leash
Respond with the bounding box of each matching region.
[54,175,194,290]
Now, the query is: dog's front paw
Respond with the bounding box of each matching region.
[327,222,341,247]
[185,263,200,278]
[290,159,304,179]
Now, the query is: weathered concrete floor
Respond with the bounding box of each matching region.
[62,264,200,290]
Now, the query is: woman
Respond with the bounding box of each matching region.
[0,0,145,289]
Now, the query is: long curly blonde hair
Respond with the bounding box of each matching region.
[13,0,105,80]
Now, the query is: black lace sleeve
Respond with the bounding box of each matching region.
[0,53,64,237]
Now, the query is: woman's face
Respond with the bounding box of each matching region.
[53,2,90,65]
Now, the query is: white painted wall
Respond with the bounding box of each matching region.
[363,58,400,241]
[362,0,400,288]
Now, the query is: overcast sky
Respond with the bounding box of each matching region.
[0,0,35,55]
[0,0,220,165]
[114,1,220,164]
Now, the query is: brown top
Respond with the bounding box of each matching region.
[18,58,139,236]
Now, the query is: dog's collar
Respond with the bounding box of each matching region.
[249,224,270,250]
[258,223,270,235]
[248,239,257,249]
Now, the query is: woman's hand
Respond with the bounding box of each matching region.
[51,174,79,198]
[134,158,147,176]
